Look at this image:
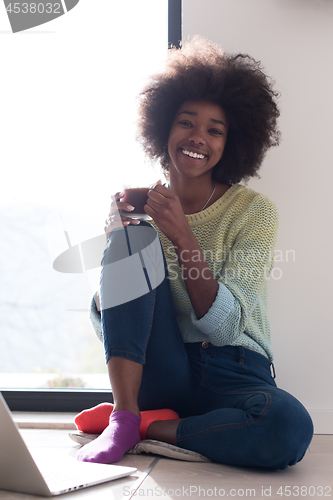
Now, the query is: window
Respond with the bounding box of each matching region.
[1,0,181,411]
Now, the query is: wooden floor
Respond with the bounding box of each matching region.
[0,429,332,499]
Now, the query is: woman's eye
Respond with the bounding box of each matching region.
[179,121,192,127]
[210,129,223,135]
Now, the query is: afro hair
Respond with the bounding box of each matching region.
[137,36,280,184]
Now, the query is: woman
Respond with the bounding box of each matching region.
[77,37,313,469]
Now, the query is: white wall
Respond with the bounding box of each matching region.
[183,0,333,433]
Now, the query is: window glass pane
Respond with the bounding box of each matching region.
[0,0,168,390]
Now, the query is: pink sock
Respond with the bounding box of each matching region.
[76,410,141,464]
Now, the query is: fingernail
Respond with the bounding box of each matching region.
[127,205,135,211]
[123,221,130,226]
[133,220,141,225]
[119,192,124,198]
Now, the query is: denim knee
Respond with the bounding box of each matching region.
[102,221,157,265]
[261,393,314,470]
[100,222,165,311]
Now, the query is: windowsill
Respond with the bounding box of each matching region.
[13,412,77,430]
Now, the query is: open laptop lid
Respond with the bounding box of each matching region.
[0,393,136,496]
[0,392,52,496]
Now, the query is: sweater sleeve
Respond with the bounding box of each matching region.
[90,292,103,343]
[190,195,278,344]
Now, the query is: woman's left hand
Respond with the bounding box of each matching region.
[144,184,191,245]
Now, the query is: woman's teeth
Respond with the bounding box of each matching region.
[182,149,206,159]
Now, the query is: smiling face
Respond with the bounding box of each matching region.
[167,100,228,181]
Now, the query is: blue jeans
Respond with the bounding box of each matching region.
[100,222,313,470]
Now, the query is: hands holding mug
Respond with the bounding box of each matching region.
[104,180,192,247]
[104,181,162,239]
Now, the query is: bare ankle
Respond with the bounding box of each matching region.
[112,405,141,418]
[146,419,181,445]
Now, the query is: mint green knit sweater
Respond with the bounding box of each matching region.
[90,183,278,362]
[150,183,278,361]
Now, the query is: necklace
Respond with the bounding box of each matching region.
[165,182,216,212]
[200,183,216,211]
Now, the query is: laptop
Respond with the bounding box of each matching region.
[0,393,137,496]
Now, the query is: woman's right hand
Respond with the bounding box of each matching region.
[104,191,141,239]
